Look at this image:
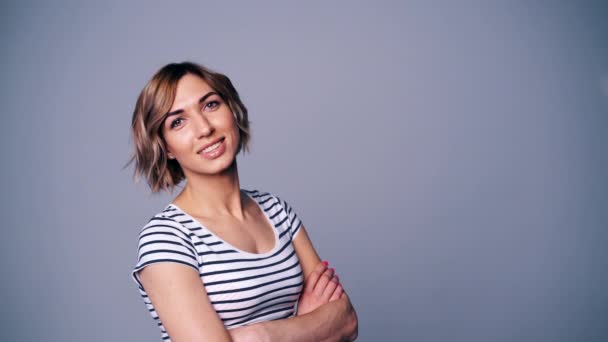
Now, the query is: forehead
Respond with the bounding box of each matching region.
[170,73,214,111]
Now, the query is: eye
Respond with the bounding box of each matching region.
[170,118,183,129]
[204,100,220,111]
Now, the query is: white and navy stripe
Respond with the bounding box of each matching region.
[131,189,304,341]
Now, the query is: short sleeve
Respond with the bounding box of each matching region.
[131,215,199,289]
[276,196,304,239]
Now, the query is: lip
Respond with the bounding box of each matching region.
[197,137,225,154]
[197,137,226,159]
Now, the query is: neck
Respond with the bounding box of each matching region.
[175,159,246,220]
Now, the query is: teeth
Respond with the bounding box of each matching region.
[202,140,222,153]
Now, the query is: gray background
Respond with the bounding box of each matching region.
[1,1,607,341]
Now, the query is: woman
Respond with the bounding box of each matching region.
[128,61,358,341]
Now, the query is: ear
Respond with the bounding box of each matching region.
[167,150,175,160]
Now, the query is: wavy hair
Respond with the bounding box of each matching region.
[125,61,251,193]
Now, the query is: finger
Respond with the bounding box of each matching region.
[321,274,339,301]
[305,261,328,293]
[330,283,343,301]
[313,267,335,295]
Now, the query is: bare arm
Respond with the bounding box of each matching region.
[137,263,234,342]
[230,225,359,342]
[136,224,357,342]
[231,295,356,342]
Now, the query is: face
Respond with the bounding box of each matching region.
[161,73,240,178]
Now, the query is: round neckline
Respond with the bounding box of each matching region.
[168,190,280,257]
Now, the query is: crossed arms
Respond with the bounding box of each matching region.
[137,224,358,341]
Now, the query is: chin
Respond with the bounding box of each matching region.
[209,153,238,175]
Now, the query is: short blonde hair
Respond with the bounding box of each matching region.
[126,61,251,193]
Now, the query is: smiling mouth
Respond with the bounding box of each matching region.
[198,137,225,154]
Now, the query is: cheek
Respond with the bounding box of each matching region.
[220,114,240,137]
[165,131,194,154]
[230,120,241,144]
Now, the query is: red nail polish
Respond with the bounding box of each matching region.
[330,267,335,272]
[322,261,328,266]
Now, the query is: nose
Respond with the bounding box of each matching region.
[193,112,214,138]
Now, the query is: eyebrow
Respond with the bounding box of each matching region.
[165,91,219,119]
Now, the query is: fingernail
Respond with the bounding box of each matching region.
[330,267,335,272]
[323,261,328,266]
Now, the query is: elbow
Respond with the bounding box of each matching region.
[348,311,358,341]
[344,302,358,341]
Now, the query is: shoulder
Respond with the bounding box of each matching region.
[132,206,200,289]
[242,188,274,199]
[138,206,194,242]
[243,188,303,236]
[242,188,293,213]
[242,188,280,205]
[242,188,290,206]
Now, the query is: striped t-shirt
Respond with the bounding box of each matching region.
[131,189,304,341]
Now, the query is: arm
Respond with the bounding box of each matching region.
[230,224,358,342]
[231,295,356,342]
[137,263,234,342]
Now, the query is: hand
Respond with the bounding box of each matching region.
[296,261,344,316]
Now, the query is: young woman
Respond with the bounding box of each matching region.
[128,62,358,341]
